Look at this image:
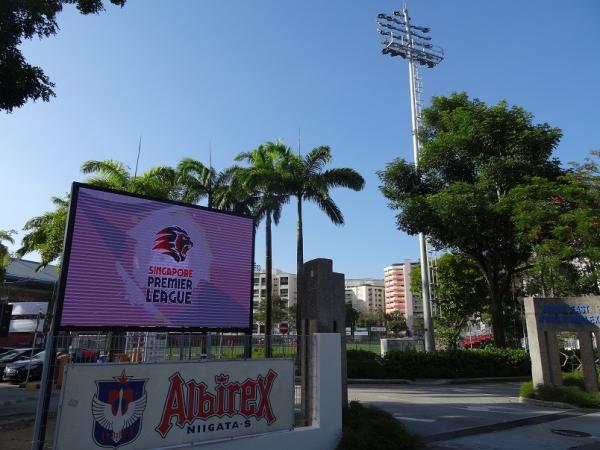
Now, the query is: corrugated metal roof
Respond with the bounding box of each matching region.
[5,258,59,287]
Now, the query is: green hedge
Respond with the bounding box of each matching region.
[520,379,600,408]
[337,401,420,450]
[347,348,531,379]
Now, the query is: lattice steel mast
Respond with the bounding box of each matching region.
[376,4,444,351]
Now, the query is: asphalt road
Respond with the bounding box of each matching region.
[2,380,599,449]
[349,381,600,450]
[0,382,58,421]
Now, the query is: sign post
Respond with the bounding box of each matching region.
[279,322,289,335]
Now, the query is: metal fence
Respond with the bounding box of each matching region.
[345,333,425,354]
[24,332,306,450]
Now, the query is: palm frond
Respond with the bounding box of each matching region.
[306,193,344,225]
[321,168,365,191]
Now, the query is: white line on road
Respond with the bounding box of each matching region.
[393,415,436,423]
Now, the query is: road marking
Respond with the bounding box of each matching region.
[393,415,436,423]
[456,405,558,415]
[1,397,38,407]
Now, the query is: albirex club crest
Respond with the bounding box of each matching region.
[54,360,294,449]
[91,370,148,448]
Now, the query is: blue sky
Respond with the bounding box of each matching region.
[2,0,599,278]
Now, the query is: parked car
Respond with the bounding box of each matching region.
[0,348,36,375]
[0,347,16,356]
[3,350,45,383]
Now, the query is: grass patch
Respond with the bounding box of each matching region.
[520,371,600,408]
[337,401,421,450]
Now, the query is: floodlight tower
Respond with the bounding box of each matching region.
[376,4,443,351]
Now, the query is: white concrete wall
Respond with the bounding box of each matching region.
[191,333,342,450]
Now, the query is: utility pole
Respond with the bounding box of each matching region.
[376,3,443,351]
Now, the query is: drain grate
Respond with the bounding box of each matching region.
[550,429,592,438]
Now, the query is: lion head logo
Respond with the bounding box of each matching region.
[152,226,194,262]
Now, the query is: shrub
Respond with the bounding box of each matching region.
[519,381,535,398]
[348,348,531,379]
[521,379,600,409]
[346,350,386,379]
[337,401,420,450]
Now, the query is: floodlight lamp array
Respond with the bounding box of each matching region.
[376,11,444,68]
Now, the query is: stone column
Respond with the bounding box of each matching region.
[300,258,347,420]
[524,298,562,386]
[578,331,599,393]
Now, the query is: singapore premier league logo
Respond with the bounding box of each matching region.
[152,226,194,262]
[91,370,147,448]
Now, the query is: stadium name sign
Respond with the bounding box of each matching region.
[54,359,294,449]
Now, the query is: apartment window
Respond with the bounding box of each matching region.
[280,277,289,285]
[280,289,289,296]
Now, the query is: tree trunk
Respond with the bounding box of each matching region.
[471,258,508,348]
[488,282,507,347]
[296,195,303,336]
[265,213,273,357]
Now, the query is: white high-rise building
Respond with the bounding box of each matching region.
[252,265,297,310]
[344,279,385,313]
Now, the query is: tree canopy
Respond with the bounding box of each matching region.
[379,92,562,346]
[510,151,600,296]
[412,254,488,349]
[1,0,125,112]
[17,159,179,268]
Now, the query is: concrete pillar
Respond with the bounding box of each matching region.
[300,259,347,421]
[525,298,562,386]
[578,331,599,393]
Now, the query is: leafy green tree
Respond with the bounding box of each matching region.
[379,92,562,347]
[0,229,16,282]
[345,302,360,332]
[1,0,126,112]
[18,160,179,268]
[283,146,364,333]
[286,303,297,331]
[357,308,386,327]
[411,316,425,337]
[412,254,489,349]
[234,142,290,345]
[385,310,408,334]
[510,151,600,296]
[254,295,287,332]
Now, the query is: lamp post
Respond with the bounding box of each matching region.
[376,4,443,351]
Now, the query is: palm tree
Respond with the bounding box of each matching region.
[234,142,290,354]
[18,160,180,268]
[17,197,68,268]
[285,146,365,333]
[0,229,16,282]
[176,158,232,208]
[81,160,179,200]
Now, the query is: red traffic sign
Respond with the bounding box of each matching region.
[279,322,289,335]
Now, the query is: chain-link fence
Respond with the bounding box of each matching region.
[26,332,306,449]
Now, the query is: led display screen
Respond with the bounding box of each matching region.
[57,183,254,330]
